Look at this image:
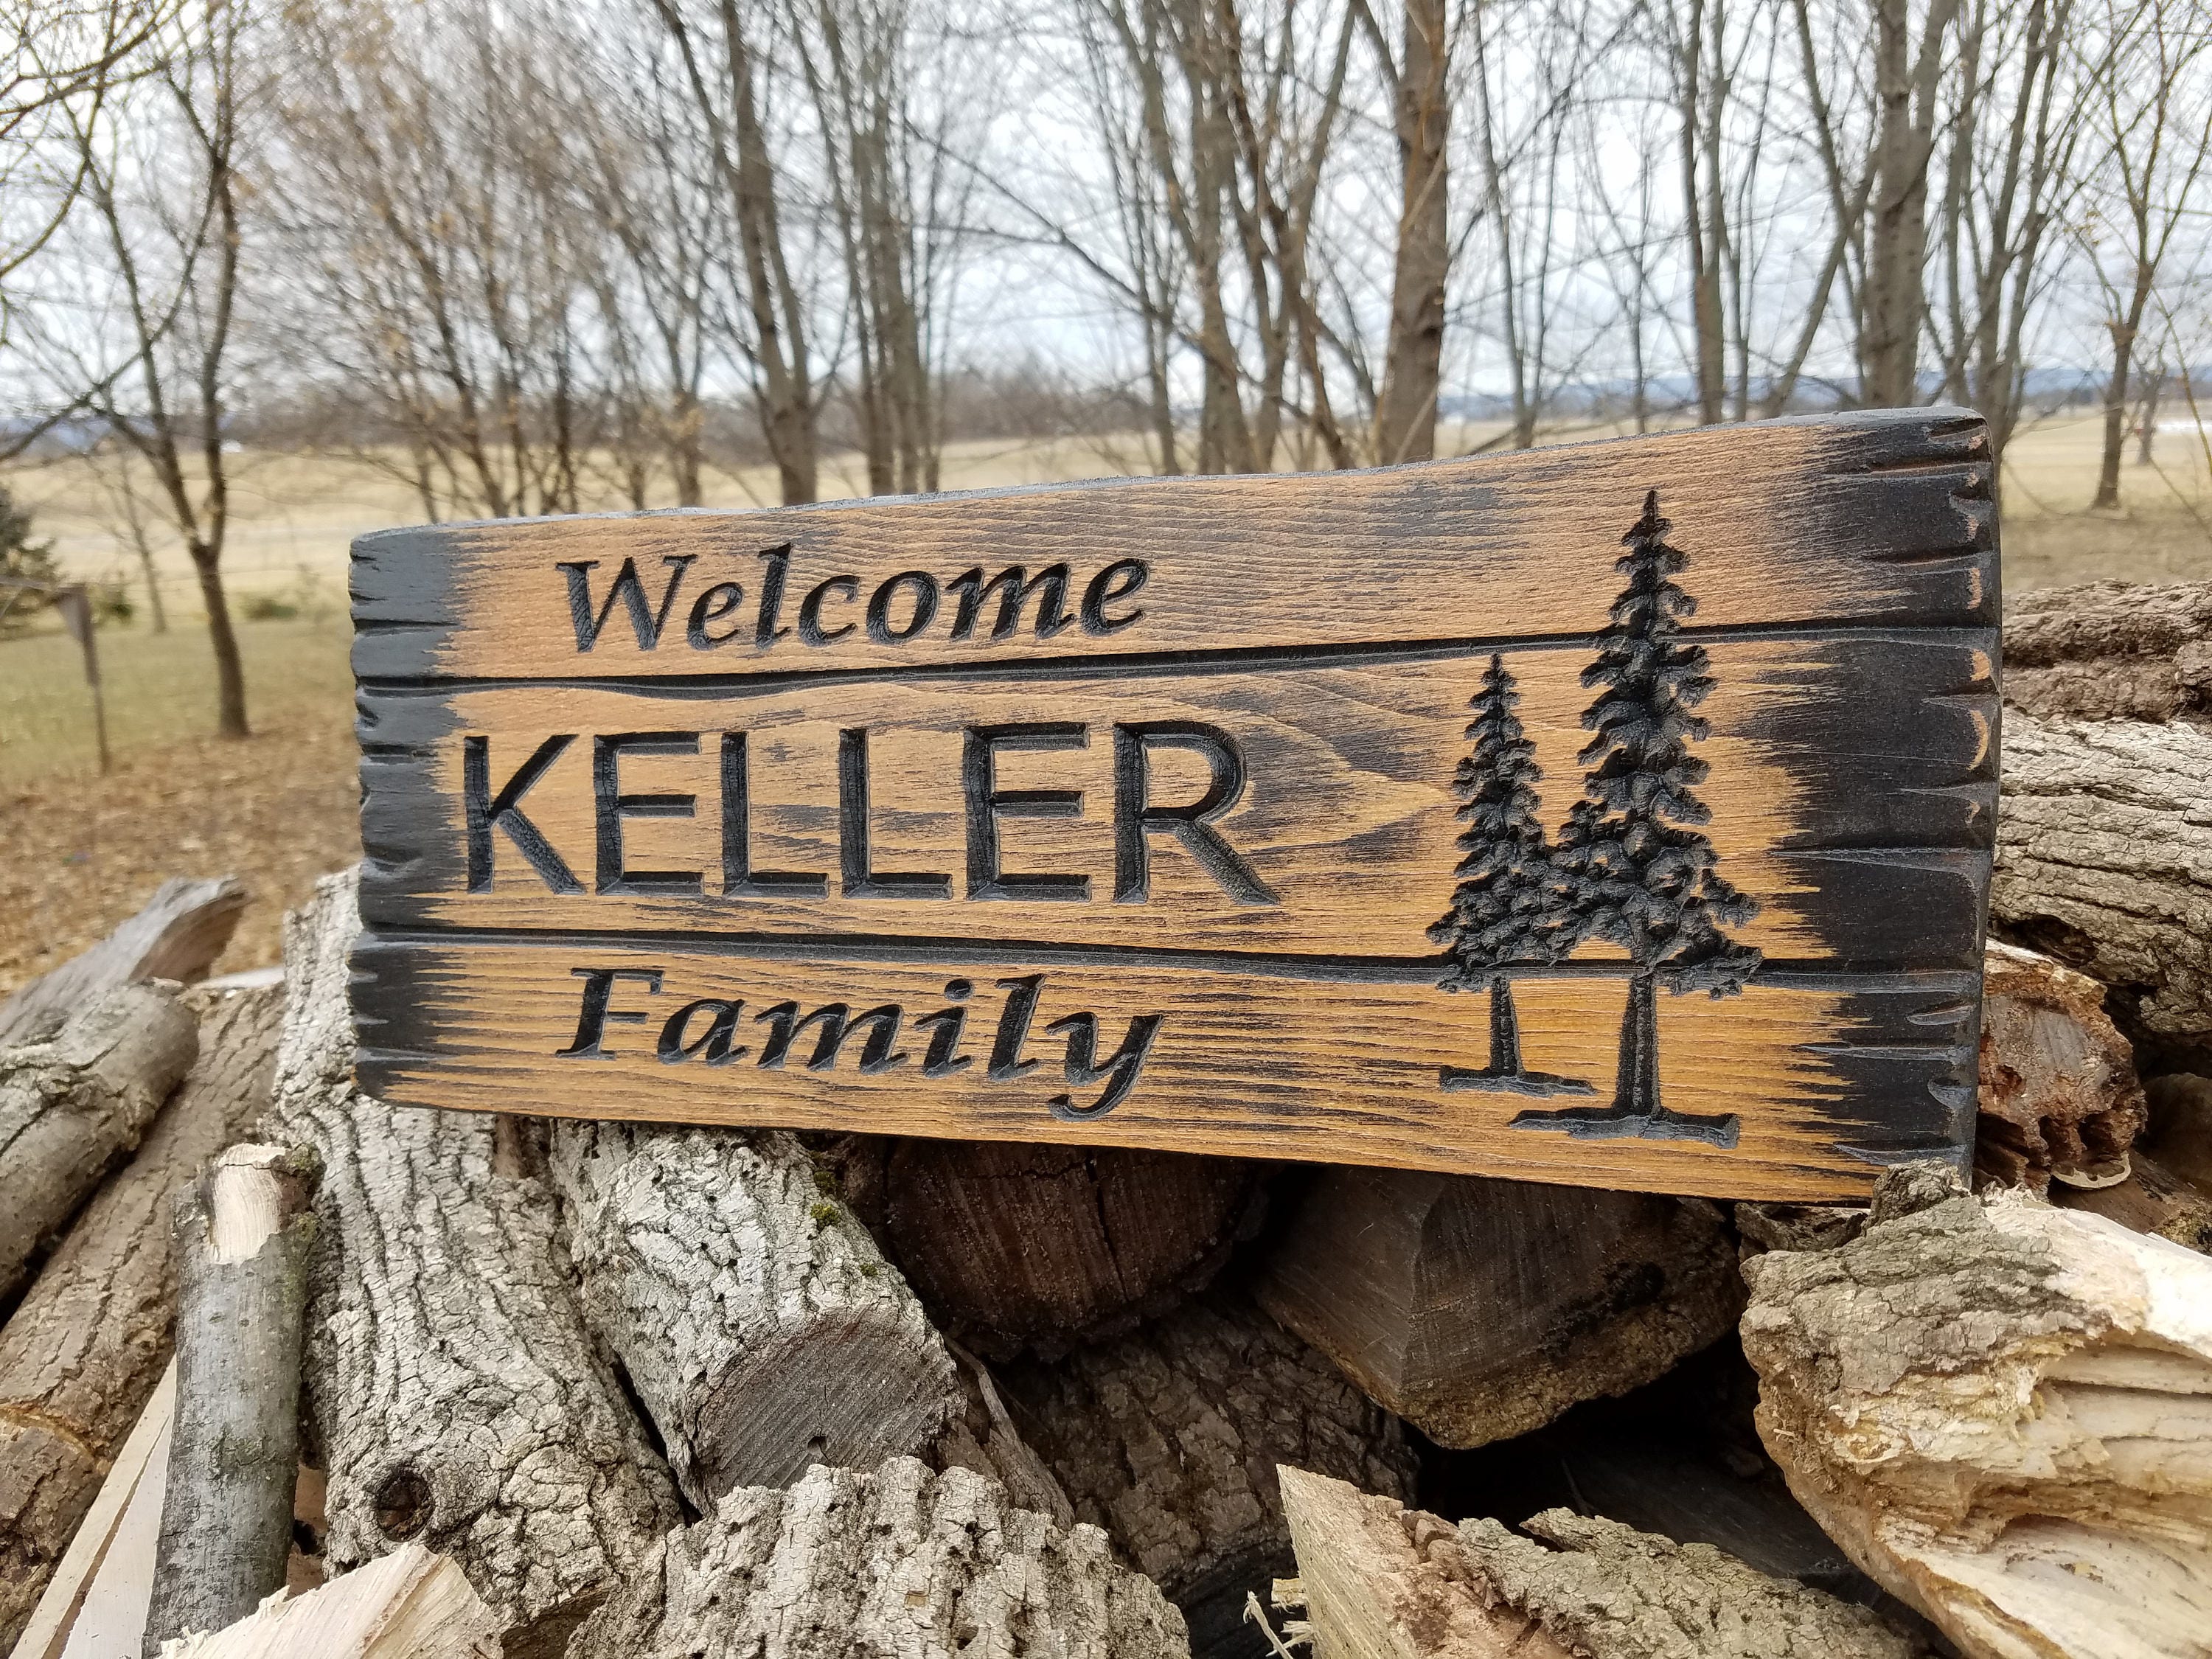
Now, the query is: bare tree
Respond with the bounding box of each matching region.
[1362,0,1449,463]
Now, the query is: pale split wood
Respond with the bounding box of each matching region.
[564,1457,1191,1659]
[262,872,681,1659]
[0,878,245,1050]
[1740,1166,2212,1659]
[545,1118,961,1506]
[1977,941,2146,1192]
[0,984,199,1304]
[0,986,282,1652]
[152,1545,500,1659]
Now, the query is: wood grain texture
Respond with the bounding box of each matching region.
[352,409,1996,1199]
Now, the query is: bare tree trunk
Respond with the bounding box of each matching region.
[192,543,248,739]
[1862,0,1955,406]
[1373,0,1448,465]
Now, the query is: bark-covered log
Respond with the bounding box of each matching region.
[264,873,680,1659]
[547,1119,961,1506]
[2143,1073,2212,1192]
[1993,711,2212,1073]
[0,984,281,1652]
[2002,579,2212,724]
[846,1137,1262,1358]
[1977,941,2145,1192]
[0,983,198,1303]
[142,1144,319,1655]
[2050,1150,2212,1253]
[0,876,245,1048]
[1255,1166,1741,1449]
[998,1290,1415,1655]
[154,1543,501,1659]
[566,1457,1191,1659]
[1741,1166,2212,1659]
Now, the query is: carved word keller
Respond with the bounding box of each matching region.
[352,410,1997,1202]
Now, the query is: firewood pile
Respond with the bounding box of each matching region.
[4,579,2211,1659]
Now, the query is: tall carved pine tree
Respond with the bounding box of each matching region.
[1430,654,1590,1095]
[1517,490,1759,1144]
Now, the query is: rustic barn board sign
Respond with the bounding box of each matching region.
[350,408,1996,1202]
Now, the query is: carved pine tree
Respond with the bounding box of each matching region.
[1516,490,1759,1147]
[1429,654,1590,1096]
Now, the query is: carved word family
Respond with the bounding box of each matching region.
[353,411,1997,1201]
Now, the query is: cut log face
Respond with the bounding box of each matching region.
[547,1119,961,1506]
[877,1138,1261,1357]
[566,1457,1192,1659]
[2002,580,2212,725]
[153,1543,501,1659]
[0,984,282,1652]
[1740,1170,2212,1659]
[264,872,681,1659]
[997,1290,1416,1655]
[1255,1166,1742,1448]
[1994,712,2212,1074]
[0,875,246,1049]
[1977,941,2146,1192]
[0,982,199,1304]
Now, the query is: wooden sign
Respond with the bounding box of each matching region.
[350,408,1996,1202]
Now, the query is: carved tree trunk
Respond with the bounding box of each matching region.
[1978,941,2146,1192]
[998,1290,1416,1655]
[2002,579,2212,724]
[1254,1166,1741,1448]
[264,873,681,1659]
[1742,1167,2212,1659]
[0,983,199,1302]
[0,875,245,1048]
[547,1119,961,1507]
[566,1458,1192,1659]
[0,984,280,1652]
[142,1144,319,1655]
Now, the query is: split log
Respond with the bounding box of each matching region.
[2002,579,2212,724]
[1993,711,2212,1074]
[846,1137,1262,1357]
[0,984,283,1652]
[153,1543,500,1659]
[2143,1072,2212,1192]
[997,1290,1415,1655]
[2051,1151,2212,1253]
[1741,1165,2212,1659]
[1254,1166,1741,1448]
[264,873,681,1659]
[546,1119,961,1506]
[0,877,245,1049]
[566,1457,1192,1659]
[1977,940,2145,1192]
[0,983,198,1303]
[142,1144,319,1655]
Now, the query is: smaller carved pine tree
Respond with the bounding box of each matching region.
[1430,654,1591,1096]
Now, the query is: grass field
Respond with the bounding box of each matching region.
[2,411,2206,993]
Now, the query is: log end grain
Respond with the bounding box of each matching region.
[1978,940,2146,1192]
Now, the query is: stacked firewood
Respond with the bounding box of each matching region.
[5,578,2212,1659]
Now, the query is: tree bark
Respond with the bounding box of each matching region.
[0,876,245,1048]
[0,983,282,1652]
[0,984,199,1304]
[998,1290,1415,1655]
[1373,0,1448,465]
[1254,1166,1741,1448]
[1741,1166,2212,1659]
[1977,940,2146,1192]
[2001,579,2212,724]
[546,1119,961,1508]
[153,1543,501,1659]
[263,873,681,1659]
[566,1458,1192,1659]
[142,1144,319,1654]
[1993,711,2212,1074]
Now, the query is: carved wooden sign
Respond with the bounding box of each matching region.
[351,408,1995,1201]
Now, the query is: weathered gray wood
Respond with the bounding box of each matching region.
[264,872,681,1659]
[566,1457,1191,1659]
[0,877,246,1048]
[142,1144,319,1655]
[546,1119,961,1506]
[0,984,198,1304]
[1978,940,2146,1192]
[1994,712,2212,1074]
[2002,578,2212,724]
[1741,1165,2212,1659]
[1254,1166,1741,1448]
[0,984,282,1653]
[998,1290,1415,1656]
